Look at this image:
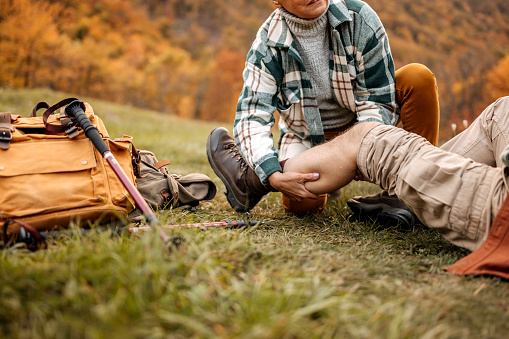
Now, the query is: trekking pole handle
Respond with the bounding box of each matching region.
[65,101,109,155]
[65,100,158,225]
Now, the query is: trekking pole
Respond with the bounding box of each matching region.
[128,220,263,232]
[64,100,159,226]
[13,220,264,246]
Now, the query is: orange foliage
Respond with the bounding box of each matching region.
[0,0,63,88]
[485,56,509,102]
[199,50,245,122]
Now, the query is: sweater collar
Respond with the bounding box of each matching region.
[267,0,351,48]
[280,7,329,38]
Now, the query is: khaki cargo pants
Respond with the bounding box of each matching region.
[357,97,509,252]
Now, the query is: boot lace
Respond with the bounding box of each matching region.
[224,143,248,171]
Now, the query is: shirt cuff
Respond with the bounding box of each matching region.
[255,156,282,185]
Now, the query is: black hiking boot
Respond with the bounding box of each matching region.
[206,127,271,212]
[347,191,419,230]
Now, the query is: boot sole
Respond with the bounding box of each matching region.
[347,200,415,229]
[206,128,248,213]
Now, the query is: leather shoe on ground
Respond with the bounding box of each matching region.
[206,127,270,212]
[347,191,418,229]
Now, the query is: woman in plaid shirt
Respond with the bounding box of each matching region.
[207,0,439,226]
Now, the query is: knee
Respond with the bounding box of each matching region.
[396,63,437,92]
[494,96,509,106]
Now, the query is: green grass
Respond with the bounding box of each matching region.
[1,88,508,338]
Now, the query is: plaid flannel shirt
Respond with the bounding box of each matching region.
[234,0,398,184]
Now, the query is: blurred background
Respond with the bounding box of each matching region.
[1,0,508,142]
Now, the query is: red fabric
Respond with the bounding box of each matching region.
[447,193,509,280]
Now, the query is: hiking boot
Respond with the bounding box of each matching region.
[347,191,418,230]
[206,127,271,212]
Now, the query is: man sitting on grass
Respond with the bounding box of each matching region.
[281,96,509,278]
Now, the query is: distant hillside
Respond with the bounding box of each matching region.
[1,0,508,140]
[371,0,509,135]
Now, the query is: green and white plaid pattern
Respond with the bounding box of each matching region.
[234,0,398,183]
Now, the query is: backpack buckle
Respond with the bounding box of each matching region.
[65,125,79,138]
[0,112,15,150]
[60,116,79,138]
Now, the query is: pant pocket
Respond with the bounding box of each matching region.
[398,157,477,238]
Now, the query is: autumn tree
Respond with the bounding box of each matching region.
[484,55,509,102]
[0,0,65,88]
[199,50,245,122]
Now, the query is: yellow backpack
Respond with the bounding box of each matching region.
[0,99,135,240]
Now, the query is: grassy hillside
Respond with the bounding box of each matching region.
[1,89,508,338]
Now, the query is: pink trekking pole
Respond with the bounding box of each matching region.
[64,100,159,226]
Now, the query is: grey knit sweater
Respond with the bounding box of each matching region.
[281,8,355,129]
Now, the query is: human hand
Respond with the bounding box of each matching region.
[268,171,320,201]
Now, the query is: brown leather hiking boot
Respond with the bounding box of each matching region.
[206,127,271,212]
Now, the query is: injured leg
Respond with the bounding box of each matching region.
[283,122,381,195]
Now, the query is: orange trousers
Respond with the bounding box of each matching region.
[283,63,440,215]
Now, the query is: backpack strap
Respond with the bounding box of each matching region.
[154,160,171,174]
[0,112,15,150]
[42,98,80,136]
[1,218,46,250]
[31,101,50,117]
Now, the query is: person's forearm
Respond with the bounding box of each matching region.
[234,58,281,183]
